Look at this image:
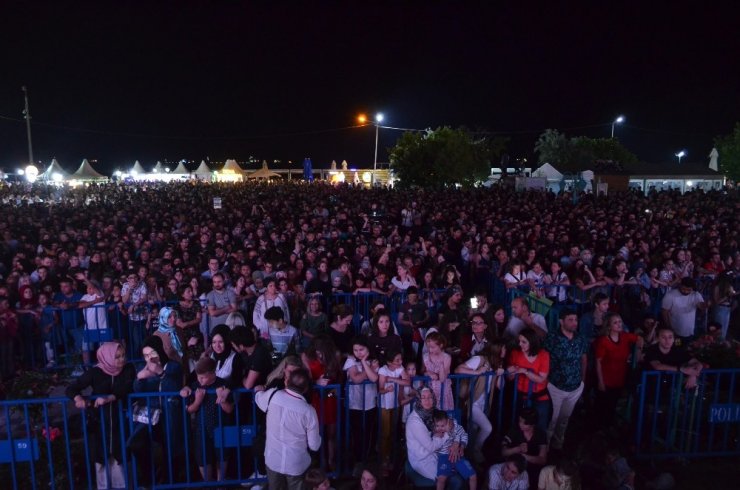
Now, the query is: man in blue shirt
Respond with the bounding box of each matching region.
[52,277,83,372]
[543,309,588,450]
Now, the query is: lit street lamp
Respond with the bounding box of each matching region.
[675,150,686,164]
[611,115,625,138]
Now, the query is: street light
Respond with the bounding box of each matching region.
[373,113,383,185]
[611,115,625,138]
[675,150,686,164]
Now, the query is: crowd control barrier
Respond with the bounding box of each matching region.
[635,369,740,458]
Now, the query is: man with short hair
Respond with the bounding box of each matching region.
[121,269,148,358]
[544,309,588,450]
[206,272,237,332]
[254,368,321,490]
[661,277,707,342]
[504,297,547,339]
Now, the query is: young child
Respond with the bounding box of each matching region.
[180,357,234,482]
[264,306,299,360]
[401,359,422,424]
[303,467,332,490]
[377,348,410,474]
[432,410,477,490]
[423,332,453,410]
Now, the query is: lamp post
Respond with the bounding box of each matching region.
[611,115,624,138]
[675,150,686,164]
[372,113,384,185]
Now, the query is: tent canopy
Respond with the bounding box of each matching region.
[171,162,190,175]
[71,159,107,180]
[248,160,281,179]
[193,160,211,177]
[532,162,564,180]
[41,158,69,181]
[131,160,146,174]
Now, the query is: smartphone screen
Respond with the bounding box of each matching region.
[469,297,478,309]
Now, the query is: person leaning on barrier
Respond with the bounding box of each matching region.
[65,341,136,490]
[254,368,321,490]
[127,335,184,487]
[642,325,705,389]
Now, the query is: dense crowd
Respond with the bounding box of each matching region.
[0,180,738,489]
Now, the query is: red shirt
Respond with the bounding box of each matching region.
[594,332,639,388]
[509,349,550,399]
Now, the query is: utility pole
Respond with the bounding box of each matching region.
[22,86,34,164]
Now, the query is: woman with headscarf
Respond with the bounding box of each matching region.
[208,323,244,388]
[406,386,455,484]
[127,335,184,487]
[66,342,136,490]
[153,306,183,365]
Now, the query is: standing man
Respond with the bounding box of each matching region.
[544,309,588,451]
[206,272,237,333]
[504,297,547,339]
[254,368,321,490]
[661,277,707,344]
[121,269,148,359]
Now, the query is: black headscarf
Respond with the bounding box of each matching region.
[209,324,233,363]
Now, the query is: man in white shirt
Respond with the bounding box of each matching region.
[254,368,321,490]
[504,297,547,339]
[661,277,707,342]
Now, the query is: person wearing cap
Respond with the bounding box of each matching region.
[661,277,707,343]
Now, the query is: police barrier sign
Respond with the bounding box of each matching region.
[709,404,740,424]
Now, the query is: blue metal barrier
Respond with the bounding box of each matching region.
[635,369,740,458]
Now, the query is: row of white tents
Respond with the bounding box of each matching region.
[34,158,282,183]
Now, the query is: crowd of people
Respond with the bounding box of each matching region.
[0,180,739,489]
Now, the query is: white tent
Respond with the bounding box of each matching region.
[131,160,146,174]
[152,161,164,173]
[193,160,212,180]
[41,158,69,182]
[330,160,337,171]
[215,159,245,182]
[70,159,108,183]
[532,163,564,181]
[171,161,190,175]
[247,160,281,180]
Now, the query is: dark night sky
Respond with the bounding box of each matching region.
[1,1,739,174]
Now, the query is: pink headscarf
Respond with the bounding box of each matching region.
[96,342,124,377]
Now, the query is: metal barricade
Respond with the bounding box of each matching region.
[635,369,740,458]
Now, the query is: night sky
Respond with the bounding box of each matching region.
[1,1,739,174]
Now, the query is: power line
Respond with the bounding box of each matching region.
[0,112,716,140]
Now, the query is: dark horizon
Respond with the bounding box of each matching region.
[2,1,739,174]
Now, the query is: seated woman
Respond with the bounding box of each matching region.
[501,408,548,488]
[405,387,464,490]
[127,336,184,487]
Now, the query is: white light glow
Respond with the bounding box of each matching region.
[375,113,384,123]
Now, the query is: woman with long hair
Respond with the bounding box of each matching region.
[507,328,550,432]
[174,284,203,374]
[711,272,737,339]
